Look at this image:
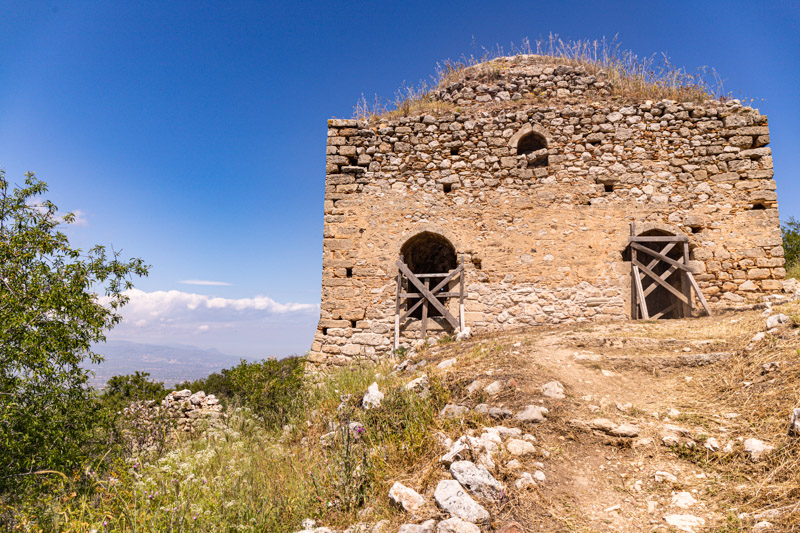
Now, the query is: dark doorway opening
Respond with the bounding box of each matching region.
[624,228,686,319]
[400,232,457,319]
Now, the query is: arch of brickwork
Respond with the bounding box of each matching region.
[309,56,783,367]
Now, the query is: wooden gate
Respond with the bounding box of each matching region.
[394,255,465,348]
[629,223,711,320]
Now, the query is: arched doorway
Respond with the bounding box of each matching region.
[394,231,465,345]
[625,223,711,320]
[635,229,686,319]
[400,232,457,319]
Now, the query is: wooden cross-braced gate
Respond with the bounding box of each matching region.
[629,223,711,320]
[394,255,465,349]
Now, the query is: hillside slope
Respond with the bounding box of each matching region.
[306,298,800,532]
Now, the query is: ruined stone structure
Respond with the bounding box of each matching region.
[309,56,782,367]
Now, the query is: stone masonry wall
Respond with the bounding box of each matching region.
[308,56,782,367]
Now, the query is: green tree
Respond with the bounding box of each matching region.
[101,371,167,413]
[0,171,148,492]
[782,216,800,269]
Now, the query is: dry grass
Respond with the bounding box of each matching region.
[675,299,800,529]
[354,34,730,122]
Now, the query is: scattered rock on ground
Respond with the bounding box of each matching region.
[744,438,775,461]
[434,480,490,524]
[398,520,437,533]
[449,460,504,501]
[436,517,480,533]
[362,382,383,409]
[663,514,706,532]
[766,313,789,329]
[506,438,535,456]
[389,482,428,514]
[514,405,548,423]
[671,491,698,509]
[541,380,565,399]
[437,358,457,370]
[655,471,678,483]
[484,380,505,396]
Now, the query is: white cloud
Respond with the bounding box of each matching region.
[179,279,232,286]
[101,289,319,357]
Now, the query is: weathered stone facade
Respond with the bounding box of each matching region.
[309,56,783,367]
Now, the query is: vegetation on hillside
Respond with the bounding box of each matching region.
[782,217,800,279]
[0,171,148,500]
[355,34,729,121]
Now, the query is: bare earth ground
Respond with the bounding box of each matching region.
[404,301,800,532]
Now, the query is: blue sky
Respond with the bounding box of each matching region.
[1,1,798,358]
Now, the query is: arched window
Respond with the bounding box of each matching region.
[516,132,549,167]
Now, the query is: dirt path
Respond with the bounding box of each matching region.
[426,314,757,532]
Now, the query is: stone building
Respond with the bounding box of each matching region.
[308,55,783,367]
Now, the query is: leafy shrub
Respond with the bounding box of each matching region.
[101,371,167,413]
[0,171,147,498]
[782,217,800,272]
[176,357,307,431]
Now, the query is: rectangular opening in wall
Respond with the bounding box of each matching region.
[346,267,353,278]
[350,320,357,328]
[751,203,767,210]
[443,183,452,194]
[322,327,328,335]
[450,147,459,156]
[604,184,614,193]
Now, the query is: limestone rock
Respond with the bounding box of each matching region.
[449,460,504,501]
[790,408,800,436]
[389,482,428,513]
[362,382,383,409]
[663,514,705,532]
[744,438,775,461]
[541,380,565,399]
[610,423,640,438]
[506,438,535,456]
[398,520,437,533]
[483,380,504,396]
[435,518,480,533]
[437,358,457,370]
[433,480,490,523]
[514,405,548,423]
[514,472,535,489]
[766,313,789,329]
[455,328,471,341]
[655,471,678,483]
[406,375,430,395]
[671,491,698,509]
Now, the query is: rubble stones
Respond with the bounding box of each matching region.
[541,380,565,399]
[362,382,384,409]
[434,480,490,523]
[664,514,706,532]
[514,405,548,423]
[506,438,536,456]
[435,518,480,533]
[398,521,437,533]
[389,482,428,513]
[449,460,504,501]
[744,438,775,461]
[766,314,789,329]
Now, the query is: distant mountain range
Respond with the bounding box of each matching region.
[85,341,250,389]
